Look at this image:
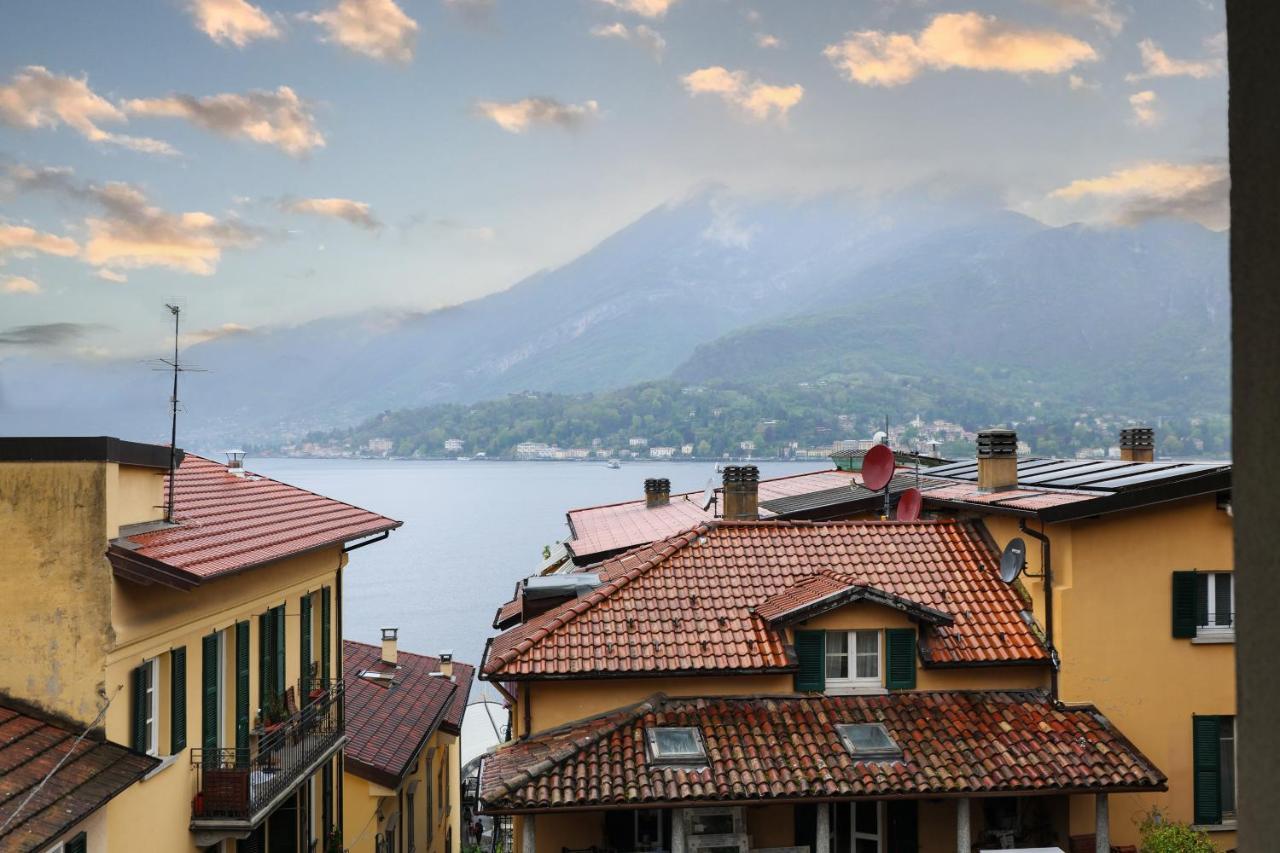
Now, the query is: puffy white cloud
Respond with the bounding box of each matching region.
[190,0,280,46]
[183,322,254,345]
[593,0,678,19]
[2,275,41,294]
[473,97,600,133]
[682,66,803,122]
[1126,36,1225,81]
[824,12,1097,87]
[124,86,324,156]
[0,66,176,154]
[281,196,382,229]
[1038,0,1125,36]
[590,22,666,58]
[96,268,128,283]
[0,223,80,260]
[755,33,782,49]
[1128,90,1159,126]
[1068,73,1098,90]
[306,0,418,63]
[1048,161,1229,230]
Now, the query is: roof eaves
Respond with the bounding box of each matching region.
[758,582,955,627]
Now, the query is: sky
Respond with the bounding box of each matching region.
[0,0,1227,358]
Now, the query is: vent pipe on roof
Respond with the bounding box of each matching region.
[722,465,759,520]
[225,449,246,478]
[1119,427,1155,463]
[644,478,671,508]
[976,429,1018,493]
[381,627,398,665]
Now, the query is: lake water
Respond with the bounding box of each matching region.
[250,458,826,701]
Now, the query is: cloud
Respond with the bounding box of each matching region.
[306,0,418,63]
[473,97,600,133]
[590,22,666,58]
[1038,0,1125,36]
[755,33,783,49]
[96,268,128,283]
[431,218,496,240]
[0,223,80,260]
[682,67,804,122]
[0,66,176,154]
[824,12,1097,87]
[1048,161,1229,230]
[124,86,323,156]
[1126,36,1225,81]
[0,322,97,347]
[190,0,280,46]
[183,322,253,345]
[2,275,41,295]
[281,196,382,229]
[443,0,495,28]
[9,164,261,275]
[593,0,678,18]
[1068,73,1098,90]
[1128,89,1159,126]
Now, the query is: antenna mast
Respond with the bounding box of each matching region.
[165,304,181,523]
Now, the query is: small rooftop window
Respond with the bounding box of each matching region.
[645,726,707,764]
[836,723,902,761]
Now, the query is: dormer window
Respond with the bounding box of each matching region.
[825,630,881,690]
[645,726,707,764]
[836,723,902,761]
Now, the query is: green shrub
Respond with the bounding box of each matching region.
[1138,808,1216,853]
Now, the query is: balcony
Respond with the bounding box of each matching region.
[190,679,344,846]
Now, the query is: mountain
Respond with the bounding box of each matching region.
[0,190,1228,448]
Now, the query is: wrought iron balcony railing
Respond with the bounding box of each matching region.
[191,679,344,824]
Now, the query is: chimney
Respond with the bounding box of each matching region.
[1119,427,1155,462]
[722,465,759,520]
[976,429,1019,492]
[380,627,398,665]
[644,478,671,508]
[225,449,246,478]
[438,650,454,678]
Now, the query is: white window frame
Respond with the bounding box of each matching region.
[143,657,159,757]
[830,801,884,853]
[825,630,884,695]
[1196,572,1235,641]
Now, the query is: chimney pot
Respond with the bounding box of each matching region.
[380,627,398,665]
[644,478,671,508]
[225,449,246,477]
[438,650,454,678]
[722,465,760,520]
[976,429,1019,492]
[1119,427,1155,462]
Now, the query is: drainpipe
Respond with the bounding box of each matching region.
[1019,519,1060,702]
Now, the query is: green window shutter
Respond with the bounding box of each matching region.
[259,612,272,706]
[235,621,250,763]
[130,664,147,752]
[274,605,286,699]
[171,647,187,754]
[201,633,218,752]
[793,630,826,692]
[1193,715,1222,825]
[1172,571,1198,638]
[300,594,312,691]
[321,586,332,683]
[65,832,87,853]
[885,628,918,690]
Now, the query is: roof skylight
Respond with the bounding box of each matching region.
[645,726,707,764]
[836,723,902,760]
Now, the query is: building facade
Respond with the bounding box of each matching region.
[0,437,399,852]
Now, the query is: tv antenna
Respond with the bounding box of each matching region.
[152,302,206,523]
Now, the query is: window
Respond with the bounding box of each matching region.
[825,631,881,689]
[1197,572,1234,634]
[1193,714,1238,825]
[831,802,883,853]
[133,658,159,757]
[645,726,707,764]
[634,809,664,852]
[835,723,902,761]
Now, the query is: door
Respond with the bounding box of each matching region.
[830,802,884,853]
[268,793,299,853]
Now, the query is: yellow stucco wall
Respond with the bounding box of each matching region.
[104,462,167,536]
[981,498,1235,849]
[344,729,461,853]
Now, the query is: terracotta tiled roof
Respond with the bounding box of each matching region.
[479,692,1165,812]
[343,641,474,788]
[752,573,953,626]
[565,470,871,560]
[0,701,158,851]
[108,454,400,587]
[482,520,1047,680]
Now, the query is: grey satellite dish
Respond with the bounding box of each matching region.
[1000,538,1027,584]
[700,474,716,511]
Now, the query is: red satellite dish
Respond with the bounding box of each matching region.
[861,444,894,491]
[896,487,923,521]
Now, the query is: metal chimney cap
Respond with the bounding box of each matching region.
[1119,427,1155,448]
[380,627,399,640]
[976,429,1018,458]
[723,465,759,482]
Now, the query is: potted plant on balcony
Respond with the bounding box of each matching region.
[325,829,343,853]
[261,695,288,734]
